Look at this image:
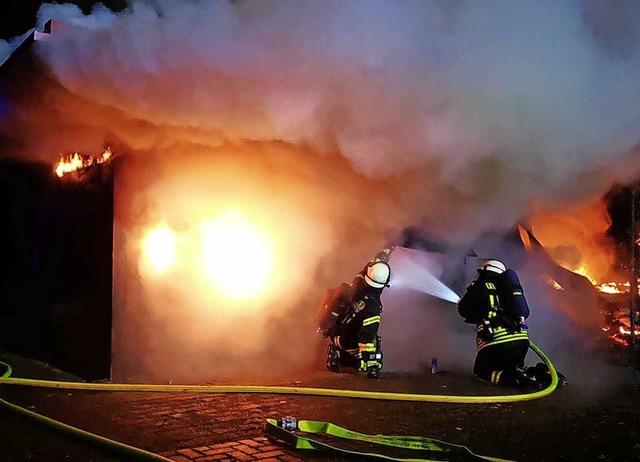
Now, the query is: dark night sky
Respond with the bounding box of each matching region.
[0,0,129,40]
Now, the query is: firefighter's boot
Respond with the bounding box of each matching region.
[326,343,340,372]
[530,362,568,388]
[516,367,541,389]
[517,363,567,389]
[557,370,568,387]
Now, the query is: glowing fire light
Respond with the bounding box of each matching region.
[596,281,630,294]
[201,210,274,300]
[544,275,565,291]
[561,264,636,294]
[142,227,177,273]
[538,238,640,347]
[607,321,640,347]
[572,264,597,285]
[618,324,640,337]
[55,148,113,177]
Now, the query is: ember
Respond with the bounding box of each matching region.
[596,281,630,294]
[580,273,639,346]
[602,308,640,347]
[54,148,113,177]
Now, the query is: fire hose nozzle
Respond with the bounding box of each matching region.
[280,417,298,431]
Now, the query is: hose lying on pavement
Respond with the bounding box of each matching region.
[264,417,515,462]
[0,342,558,402]
[0,341,558,461]
[0,361,171,461]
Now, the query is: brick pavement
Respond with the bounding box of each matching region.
[2,379,351,461]
[158,437,304,462]
[2,350,640,462]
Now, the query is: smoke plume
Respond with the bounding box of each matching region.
[0,0,637,240]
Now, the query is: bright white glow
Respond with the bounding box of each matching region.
[201,210,274,299]
[142,227,177,273]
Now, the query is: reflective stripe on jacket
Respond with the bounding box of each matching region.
[476,281,528,351]
[476,324,529,351]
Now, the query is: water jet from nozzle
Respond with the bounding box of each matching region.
[390,249,461,304]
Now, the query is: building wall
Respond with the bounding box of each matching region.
[0,159,113,380]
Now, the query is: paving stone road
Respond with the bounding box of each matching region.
[1,350,639,462]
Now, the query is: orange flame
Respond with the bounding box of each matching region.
[608,319,640,347]
[596,281,630,294]
[544,275,565,291]
[571,264,597,285]
[618,324,640,337]
[55,148,113,177]
[528,199,618,285]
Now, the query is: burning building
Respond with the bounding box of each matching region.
[2,3,640,382]
[0,21,116,380]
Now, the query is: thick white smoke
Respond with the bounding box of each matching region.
[0,0,637,242]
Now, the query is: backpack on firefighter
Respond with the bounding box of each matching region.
[478,269,530,341]
[317,282,356,338]
[317,259,390,338]
[498,268,530,323]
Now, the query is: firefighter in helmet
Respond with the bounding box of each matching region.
[324,249,393,379]
[457,259,533,386]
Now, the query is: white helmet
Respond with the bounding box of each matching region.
[479,259,506,274]
[365,261,391,288]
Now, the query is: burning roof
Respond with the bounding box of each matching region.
[54,148,113,177]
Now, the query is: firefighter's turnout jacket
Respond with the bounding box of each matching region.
[330,275,383,359]
[457,269,529,351]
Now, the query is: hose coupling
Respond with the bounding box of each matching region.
[280,417,298,431]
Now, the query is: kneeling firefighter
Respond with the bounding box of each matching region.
[317,249,393,379]
[457,259,533,387]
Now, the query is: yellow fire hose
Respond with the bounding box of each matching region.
[0,341,558,461]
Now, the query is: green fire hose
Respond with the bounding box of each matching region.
[0,341,558,461]
[263,417,515,461]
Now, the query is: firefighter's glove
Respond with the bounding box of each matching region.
[477,320,494,342]
[519,317,529,330]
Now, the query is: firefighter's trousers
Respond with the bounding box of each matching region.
[473,339,529,386]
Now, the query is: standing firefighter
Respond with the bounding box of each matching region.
[317,248,393,379]
[457,259,533,386]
